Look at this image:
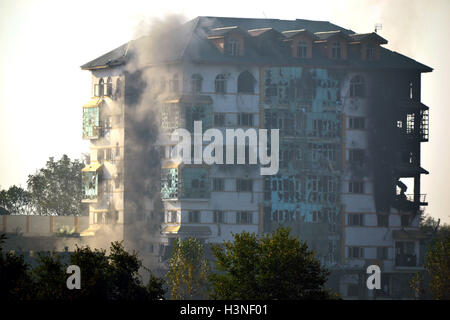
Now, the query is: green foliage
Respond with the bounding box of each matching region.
[0,234,35,300]
[0,236,165,300]
[0,185,33,215]
[166,238,210,299]
[26,154,87,216]
[210,227,334,300]
[425,236,450,299]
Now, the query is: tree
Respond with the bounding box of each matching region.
[425,236,450,299]
[210,227,335,300]
[27,154,87,216]
[0,185,34,215]
[1,236,165,300]
[0,234,35,300]
[166,238,210,299]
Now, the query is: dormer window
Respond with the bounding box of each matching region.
[366,44,376,60]
[332,42,342,59]
[94,78,104,97]
[191,74,203,94]
[169,74,179,93]
[297,41,308,58]
[227,38,239,56]
[104,77,112,96]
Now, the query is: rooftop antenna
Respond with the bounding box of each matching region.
[374,23,382,33]
[262,11,267,18]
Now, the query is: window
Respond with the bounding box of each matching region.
[377,247,389,260]
[366,45,376,60]
[167,211,178,223]
[237,71,255,94]
[348,149,365,166]
[115,172,122,189]
[97,149,104,162]
[169,74,179,93]
[188,211,200,223]
[115,78,122,98]
[105,77,112,96]
[237,113,253,126]
[348,117,366,129]
[94,78,104,97]
[331,42,341,59]
[236,212,252,224]
[349,181,364,194]
[348,214,364,226]
[297,40,308,58]
[348,247,364,258]
[378,214,389,227]
[215,74,227,93]
[349,75,365,98]
[401,215,411,228]
[227,38,239,56]
[213,211,224,223]
[115,142,120,157]
[105,148,112,161]
[213,178,225,191]
[236,179,252,192]
[214,113,225,126]
[191,74,203,94]
[312,211,320,223]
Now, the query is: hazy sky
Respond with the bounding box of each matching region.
[0,0,449,223]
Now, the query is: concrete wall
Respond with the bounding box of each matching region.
[1,215,89,235]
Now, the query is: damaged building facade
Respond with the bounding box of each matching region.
[80,17,432,299]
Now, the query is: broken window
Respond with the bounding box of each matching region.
[237,71,255,94]
[331,42,342,59]
[191,74,203,94]
[215,74,227,93]
[297,40,308,58]
[349,75,365,97]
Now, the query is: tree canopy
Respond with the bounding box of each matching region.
[209,227,337,300]
[0,236,165,300]
[166,238,210,299]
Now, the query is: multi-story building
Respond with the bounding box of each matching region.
[79,16,432,299]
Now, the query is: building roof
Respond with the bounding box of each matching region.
[80,16,432,72]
